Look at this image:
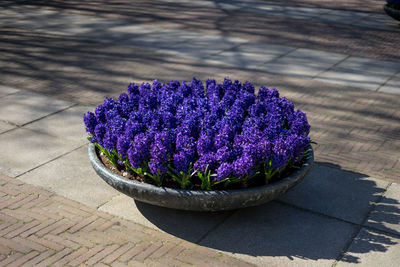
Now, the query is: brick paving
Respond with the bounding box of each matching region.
[0,173,254,266]
[215,14,400,61]
[285,80,400,183]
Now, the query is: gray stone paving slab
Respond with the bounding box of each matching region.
[314,68,391,91]
[261,60,330,78]
[259,48,347,78]
[18,145,120,209]
[277,6,327,20]
[98,194,232,243]
[204,51,274,69]
[246,6,323,20]
[0,90,74,126]
[320,9,369,24]
[1,9,177,45]
[237,42,296,55]
[378,76,400,95]
[157,0,253,10]
[243,3,329,18]
[2,10,120,38]
[24,105,92,144]
[335,57,400,76]
[278,164,389,224]
[165,0,244,10]
[163,35,248,59]
[157,0,217,8]
[0,128,80,177]
[199,202,356,267]
[337,228,400,266]
[204,43,295,68]
[279,48,348,66]
[171,35,248,49]
[109,24,172,35]
[120,32,195,50]
[0,8,41,25]
[0,121,16,134]
[350,13,398,30]
[365,183,400,236]
[0,85,19,98]
[160,47,227,60]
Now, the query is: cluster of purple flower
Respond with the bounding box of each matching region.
[84,78,311,190]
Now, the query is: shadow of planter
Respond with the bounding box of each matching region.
[134,162,400,265]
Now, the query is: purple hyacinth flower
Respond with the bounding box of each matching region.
[243,81,255,94]
[215,162,233,181]
[94,124,106,145]
[173,151,193,174]
[233,154,254,177]
[103,131,117,152]
[178,81,192,97]
[289,110,310,136]
[117,135,131,157]
[127,83,139,96]
[118,93,129,104]
[94,105,107,124]
[194,153,216,173]
[215,146,234,163]
[127,132,151,169]
[83,112,97,134]
[197,133,214,156]
[148,159,168,176]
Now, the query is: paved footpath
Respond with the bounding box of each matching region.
[1,0,400,266]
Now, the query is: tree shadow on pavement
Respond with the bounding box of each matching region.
[136,162,400,264]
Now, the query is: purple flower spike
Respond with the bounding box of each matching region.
[117,135,131,157]
[95,105,107,124]
[127,83,139,96]
[194,153,216,173]
[216,162,233,181]
[103,132,117,152]
[243,81,255,94]
[94,124,106,145]
[173,151,193,174]
[83,112,97,134]
[128,133,150,169]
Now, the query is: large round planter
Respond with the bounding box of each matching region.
[384,4,400,21]
[89,143,313,211]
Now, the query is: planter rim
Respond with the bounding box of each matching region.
[384,4,400,21]
[384,3,400,10]
[89,143,314,210]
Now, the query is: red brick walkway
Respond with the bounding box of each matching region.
[0,174,253,266]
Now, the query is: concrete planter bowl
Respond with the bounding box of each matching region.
[89,143,313,211]
[384,4,400,21]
